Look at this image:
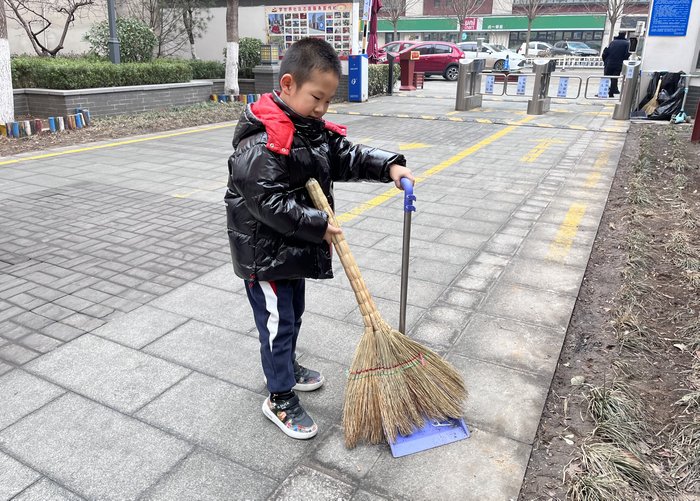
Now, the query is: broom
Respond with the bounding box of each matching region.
[641,79,662,115]
[306,178,467,447]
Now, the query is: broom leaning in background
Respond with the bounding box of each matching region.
[306,178,467,448]
[641,79,663,115]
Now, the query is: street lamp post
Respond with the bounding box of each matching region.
[107,0,120,64]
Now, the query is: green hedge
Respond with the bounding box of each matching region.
[188,59,225,79]
[11,57,193,90]
[368,63,400,97]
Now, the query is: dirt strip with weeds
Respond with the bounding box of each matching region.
[567,125,700,501]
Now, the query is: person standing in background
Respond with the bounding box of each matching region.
[602,32,631,97]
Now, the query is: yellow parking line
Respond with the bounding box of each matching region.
[348,112,360,115]
[568,125,589,130]
[0,123,237,166]
[446,111,462,115]
[448,117,464,121]
[537,123,555,128]
[476,119,493,123]
[422,116,436,120]
[397,114,410,118]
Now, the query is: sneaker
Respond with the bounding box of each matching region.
[263,393,318,439]
[293,360,324,392]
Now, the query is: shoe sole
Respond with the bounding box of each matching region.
[293,375,325,392]
[262,398,318,440]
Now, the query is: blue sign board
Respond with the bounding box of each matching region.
[648,0,692,36]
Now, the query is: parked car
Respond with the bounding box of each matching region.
[550,41,598,56]
[381,42,465,81]
[517,41,553,56]
[377,41,417,57]
[457,42,525,70]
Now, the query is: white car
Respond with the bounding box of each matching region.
[457,42,525,70]
[517,42,553,56]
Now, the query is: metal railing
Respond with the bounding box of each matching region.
[523,56,604,69]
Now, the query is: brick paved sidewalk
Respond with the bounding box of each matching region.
[0,86,628,500]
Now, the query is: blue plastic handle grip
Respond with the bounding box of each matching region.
[400,177,416,213]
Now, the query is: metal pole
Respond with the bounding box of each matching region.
[399,210,411,334]
[107,0,120,64]
[387,53,394,95]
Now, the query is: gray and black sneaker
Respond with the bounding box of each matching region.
[263,392,318,439]
[293,360,324,392]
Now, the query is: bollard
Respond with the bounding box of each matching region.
[57,117,65,131]
[455,59,484,111]
[612,60,642,120]
[527,59,557,115]
[49,118,56,132]
[387,52,395,95]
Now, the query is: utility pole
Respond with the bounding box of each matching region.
[107,0,120,64]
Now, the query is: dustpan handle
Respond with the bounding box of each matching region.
[306,179,377,328]
[399,177,416,334]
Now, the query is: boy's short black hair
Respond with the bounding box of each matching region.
[279,38,342,87]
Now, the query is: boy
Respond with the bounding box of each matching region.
[225,38,413,440]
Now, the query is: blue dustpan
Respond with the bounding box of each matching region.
[390,418,470,458]
[393,178,470,457]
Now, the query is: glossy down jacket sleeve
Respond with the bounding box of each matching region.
[329,136,406,183]
[228,144,328,243]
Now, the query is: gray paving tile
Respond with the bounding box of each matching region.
[360,427,530,501]
[294,312,364,366]
[0,393,192,501]
[0,344,40,365]
[143,320,264,391]
[141,449,276,501]
[149,283,256,333]
[193,265,244,293]
[270,465,354,501]
[479,282,577,330]
[500,256,586,295]
[451,354,550,444]
[454,314,563,376]
[306,425,385,482]
[92,305,188,349]
[0,451,42,500]
[0,370,65,431]
[25,335,190,414]
[9,477,84,501]
[136,372,319,480]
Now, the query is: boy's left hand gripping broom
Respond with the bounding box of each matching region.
[306,178,467,448]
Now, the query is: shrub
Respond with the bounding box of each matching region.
[83,17,158,63]
[238,38,262,78]
[368,62,400,96]
[188,59,225,79]
[11,57,193,89]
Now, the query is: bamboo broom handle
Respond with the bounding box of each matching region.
[306,179,378,327]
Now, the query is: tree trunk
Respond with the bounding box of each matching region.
[0,0,13,123]
[393,20,397,41]
[225,0,239,96]
[525,17,533,57]
[183,8,197,60]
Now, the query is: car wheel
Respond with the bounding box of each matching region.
[493,59,505,71]
[444,65,459,81]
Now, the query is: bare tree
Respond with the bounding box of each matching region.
[125,0,183,58]
[585,0,633,48]
[1,0,13,122]
[380,0,421,41]
[4,0,99,56]
[449,0,484,42]
[225,0,238,95]
[512,0,547,56]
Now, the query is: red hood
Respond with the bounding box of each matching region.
[249,93,347,156]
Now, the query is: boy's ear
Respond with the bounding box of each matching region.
[280,73,295,95]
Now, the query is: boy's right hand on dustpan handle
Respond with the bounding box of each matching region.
[323,224,342,245]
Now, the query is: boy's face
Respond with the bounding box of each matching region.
[279,69,339,119]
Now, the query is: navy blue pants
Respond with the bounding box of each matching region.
[245,279,305,394]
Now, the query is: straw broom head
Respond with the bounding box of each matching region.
[306,179,467,447]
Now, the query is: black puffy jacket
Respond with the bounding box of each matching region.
[225,92,406,282]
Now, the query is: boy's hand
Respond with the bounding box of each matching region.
[389,164,415,190]
[324,223,342,244]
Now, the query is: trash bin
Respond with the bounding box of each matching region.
[349,54,368,102]
[527,59,557,115]
[455,58,485,111]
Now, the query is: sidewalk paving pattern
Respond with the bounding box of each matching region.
[0,81,629,500]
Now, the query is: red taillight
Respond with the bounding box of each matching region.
[459,52,465,58]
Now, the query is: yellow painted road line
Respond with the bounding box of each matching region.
[357,138,373,143]
[0,123,237,166]
[326,110,339,114]
[546,147,613,264]
[537,123,555,128]
[568,125,589,130]
[520,138,564,162]
[348,112,360,115]
[335,115,535,225]
[399,142,433,151]
[584,112,612,115]
[421,116,436,120]
[550,109,573,113]
[446,111,462,115]
[476,119,493,123]
[449,117,464,122]
[397,114,410,118]
[545,203,588,264]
